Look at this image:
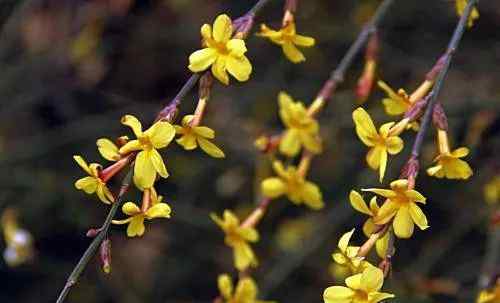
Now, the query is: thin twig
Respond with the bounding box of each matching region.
[410,0,479,159]
[156,0,275,121]
[56,167,134,303]
[317,0,395,102]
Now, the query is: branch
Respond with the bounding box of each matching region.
[317,0,395,101]
[56,167,134,303]
[410,0,479,160]
[156,0,275,121]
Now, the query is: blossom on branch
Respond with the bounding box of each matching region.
[211,210,259,271]
[363,179,429,239]
[352,108,404,182]
[257,21,315,63]
[175,115,225,158]
[188,14,252,85]
[323,265,394,303]
[73,155,114,204]
[278,92,322,157]
[119,115,176,189]
[261,161,324,210]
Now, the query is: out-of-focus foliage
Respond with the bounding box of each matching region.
[0,0,499,302]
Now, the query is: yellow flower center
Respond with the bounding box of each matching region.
[353,290,369,302]
[139,136,154,151]
[392,190,411,205]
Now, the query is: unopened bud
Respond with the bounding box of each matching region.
[199,73,213,101]
[355,60,376,103]
[86,228,102,238]
[401,156,419,183]
[116,136,129,147]
[426,54,448,81]
[432,103,448,130]
[405,95,429,121]
[100,239,111,274]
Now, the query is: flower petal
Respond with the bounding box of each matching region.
[301,181,324,210]
[212,14,232,43]
[292,34,315,47]
[122,202,141,216]
[75,176,98,194]
[97,138,120,161]
[353,107,378,146]
[96,184,114,204]
[360,265,384,292]
[261,177,287,198]
[393,206,414,238]
[212,57,229,85]
[338,228,355,252]
[188,48,217,72]
[145,121,176,149]
[323,286,355,303]
[134,151,157,189]
[150,149,169,178]
[193,126,215,139]
[349,190,373,216]
[280,129,301,157]
[227,39,247,57]
[226,55,252,82]
[282,42,305,63]
[176,134,198,150]
[373,200,398,225]
[121,115,143,138]
[409,203,429,230]
[73,155,92,175]
[234,277,258,302]
[218,274,233,300]
[127,216,145,237]
[145,203,172,219]
[198,137,225,158]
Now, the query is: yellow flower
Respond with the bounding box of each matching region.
[112,188,171,237]
[456,0,480,28]
[261,161,324,210]
[427,147,473,179]
[377,81,412,116]
[174,115,224,158]
[352,108,404,182]
[484,176,500,205]
[97,138,121,161]
[278,92,322,157]
[119,115,175,189]
[1,208,34,267]
[257,21,315,63]
[323,265,395,303]
[188,14,252,85]
[477,283,500,303]
[218,274,269,303]
[349,190,389,258]
[364,179,429,239]
[332,229,370,274]
[73,155,114,204]
[211,210,259,271]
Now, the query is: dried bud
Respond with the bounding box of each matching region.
[355,60,376,103]
[116,136,129,147]
[405,95,429,121]
[432,103,448,130]
[199,73,213,101]
[316,79,337,102]
[426,54,448,81]
[401,156,419,184]
[86,228,102,238]
[379,257,392,278]
[156,99,179,122]
[100,239,111,274]
[232,15,254,39]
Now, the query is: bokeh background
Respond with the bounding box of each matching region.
[0,0,499,302]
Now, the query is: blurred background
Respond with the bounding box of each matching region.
[0,0,499,302]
